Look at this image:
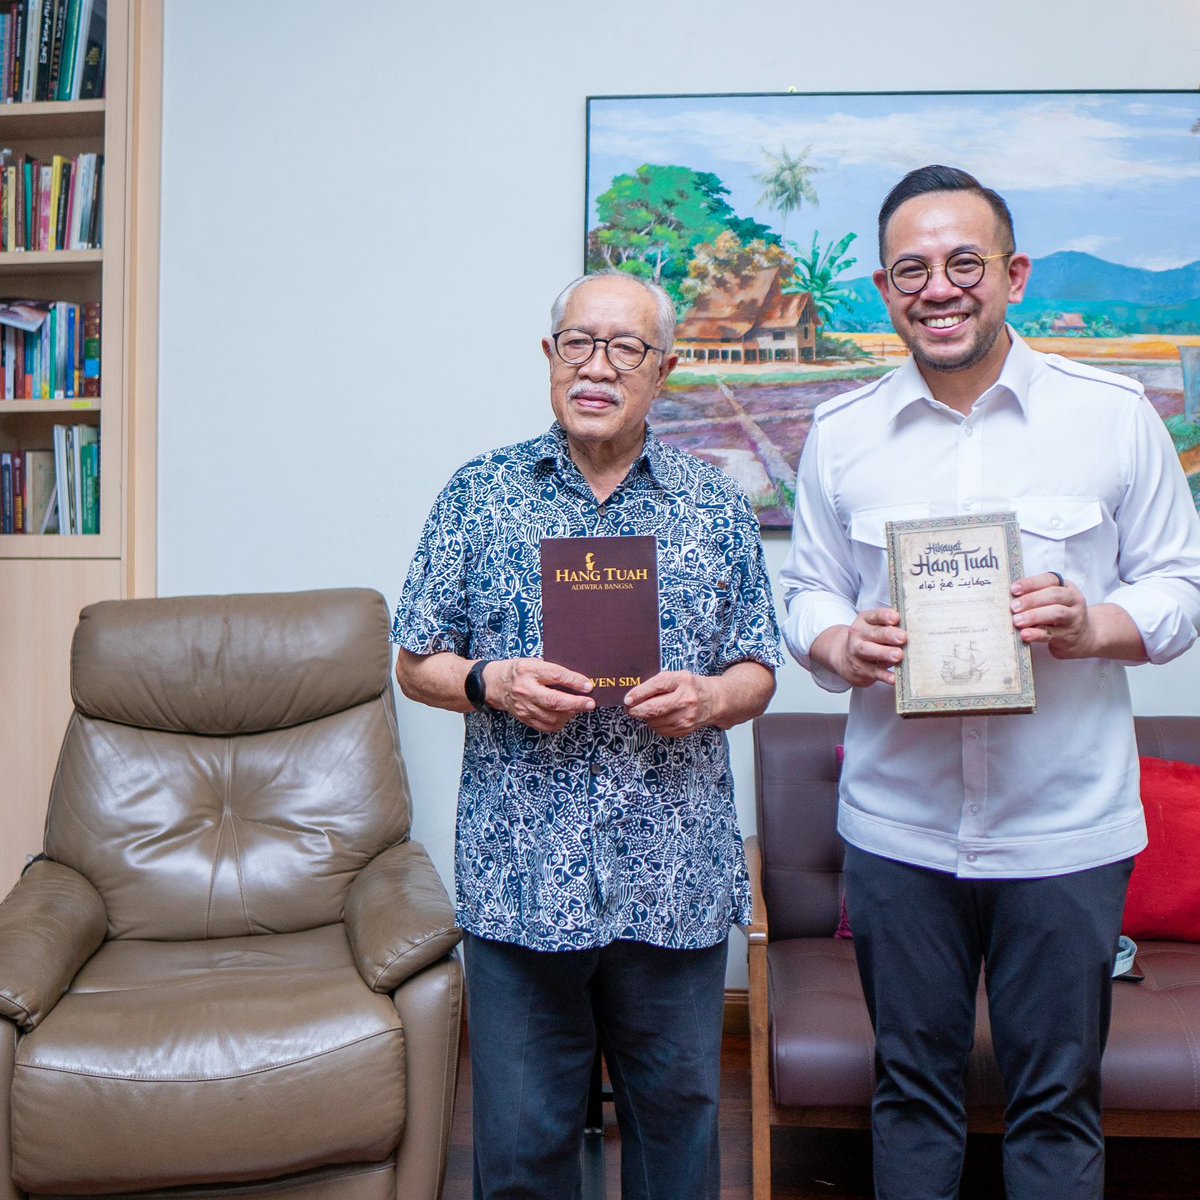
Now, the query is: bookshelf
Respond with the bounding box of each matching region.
[0,0,162,892]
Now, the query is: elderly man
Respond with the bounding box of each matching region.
[781,165,1200,1200]
[392,269,781,1200]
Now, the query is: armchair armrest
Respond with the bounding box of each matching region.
[0,859,106,1030]
[743,835,769,946]
[344,840,461,992]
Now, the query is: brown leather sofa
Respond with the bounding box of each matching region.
[747,711,1200,1200]
[0,589,463,1200]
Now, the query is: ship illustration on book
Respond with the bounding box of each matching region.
[941,641,987,685]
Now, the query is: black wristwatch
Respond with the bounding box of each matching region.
[465,659,493,711]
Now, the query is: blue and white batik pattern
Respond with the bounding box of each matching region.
[392,422,783,952]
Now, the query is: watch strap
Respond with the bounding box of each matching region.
[465,659,492,711]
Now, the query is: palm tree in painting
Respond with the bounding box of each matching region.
[754,145,821,241]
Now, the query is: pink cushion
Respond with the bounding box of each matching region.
[1122,756,1200,942]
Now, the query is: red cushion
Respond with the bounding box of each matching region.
[1122,756,1200,941]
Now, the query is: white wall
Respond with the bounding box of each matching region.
[158,0,1200,984]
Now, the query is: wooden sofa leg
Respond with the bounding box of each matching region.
[749,941,772,1200]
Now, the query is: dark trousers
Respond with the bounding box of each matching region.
[462,931,728,1200]
[842,844,1133,1200]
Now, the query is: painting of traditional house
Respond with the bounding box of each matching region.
[585,90,1200,528]
[674,268,817,365]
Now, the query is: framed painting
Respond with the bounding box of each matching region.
[585,91,1200,529]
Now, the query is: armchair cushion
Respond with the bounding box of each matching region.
[345,840,462,992]
[11,925,406,1193]
[70,589,392,735]
[0,860,105,1031]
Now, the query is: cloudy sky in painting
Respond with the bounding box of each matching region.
[586,92,1200,272]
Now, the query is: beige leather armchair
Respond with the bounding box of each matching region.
[0,588,463,1200]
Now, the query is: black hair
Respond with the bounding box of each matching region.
[877,165,1015,263]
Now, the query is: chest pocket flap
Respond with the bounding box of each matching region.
[1014,497,1104,542]
[849,503,932,549]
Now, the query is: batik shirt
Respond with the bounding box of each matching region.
[392,422,783,952]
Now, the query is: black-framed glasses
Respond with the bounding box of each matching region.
[887,251,1012,295]
[551,328,663,372]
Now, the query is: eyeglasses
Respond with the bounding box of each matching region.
[551,328,663,372]
[887,251,1012,295]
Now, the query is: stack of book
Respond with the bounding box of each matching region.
[0,298,99,397]
[0,0,106,103]
[0,421,97,534]
[0,149,102,250]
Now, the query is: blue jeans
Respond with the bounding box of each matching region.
[462,932,728,1200]
[843,845,1133,1200]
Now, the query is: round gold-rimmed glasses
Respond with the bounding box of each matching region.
[887,251,1012,295]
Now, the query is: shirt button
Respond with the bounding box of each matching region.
[967,729,980,740]
[964,426,974,438]
[963,498,974,510]
[1050,516,1062,529]
[597,504,607,516]
[969,804,980,815]
[966,853,978,863]
[589,762,603,776]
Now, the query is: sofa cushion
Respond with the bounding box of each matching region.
[1122,756,1200,942]
[11,925,406,1194]
[768,939,876,1107]
[1102,941,1200,1110]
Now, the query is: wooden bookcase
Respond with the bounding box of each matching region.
[0,0,162,892]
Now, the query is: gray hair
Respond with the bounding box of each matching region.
[550,269,677,354]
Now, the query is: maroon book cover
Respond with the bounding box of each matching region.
[540,535,661,707]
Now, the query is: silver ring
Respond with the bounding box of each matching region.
[1050,571,1065,588]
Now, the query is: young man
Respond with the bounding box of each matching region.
[393,270,781,1200]
[782,165,1200,1200]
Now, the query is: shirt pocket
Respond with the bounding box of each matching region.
[848,502,931,606]
[1013,497,1105,579]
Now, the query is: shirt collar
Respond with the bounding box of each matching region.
[884,326,1037,422]
[534,421,667,488]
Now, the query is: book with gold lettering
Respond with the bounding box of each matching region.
[540,535,660,707]
[886,512,1035,717]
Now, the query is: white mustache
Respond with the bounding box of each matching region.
[568,382,621,402]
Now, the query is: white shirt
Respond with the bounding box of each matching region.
[781,331,1200,878]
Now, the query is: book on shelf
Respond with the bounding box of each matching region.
[20,0,38,102]
[33,0,52,102]
[23,445,55,532]
[0,449,13,533]
[0,299,95,398]
[56,0,83,102]
[0,447,29,533]
[11,443,22,530]
[52,419,69,530]
[62,0,94,101]
[71,417,90,527]
[0,0,103,103]
[81,297,97,394]
[77,418,95,531]
[77,0,102,99]
[0,147,102,252]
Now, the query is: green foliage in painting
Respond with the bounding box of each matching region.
[587,165,777,304]
[784,231,859,323]
[1166,413,1200,455]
